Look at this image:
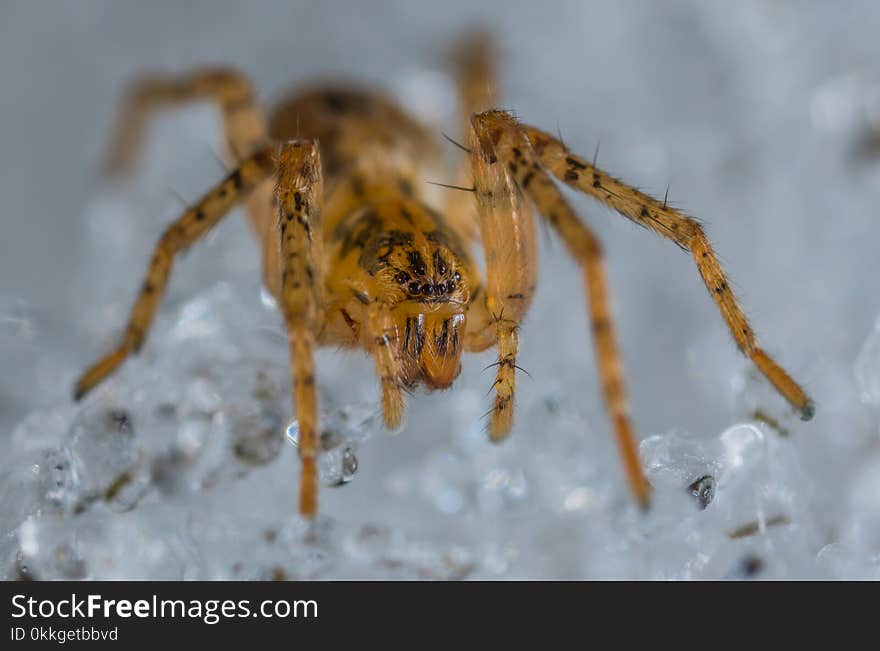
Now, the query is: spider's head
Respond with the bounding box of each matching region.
[356,198,475,390]
[382,240,472,391]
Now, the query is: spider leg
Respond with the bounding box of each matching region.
[453,29,497,124]
[465,113,538,442]
[520,124,814,420]
[274,140,325,518]
[444,30,498,244]
[101,67,282,300]
[368,303,406,430]
[74,146,276,401]
[471,111,651,508]
[103,67,267,174]
[463,284,495,352]
[455,32,532,444]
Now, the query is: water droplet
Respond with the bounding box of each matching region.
[687,475,716,510]
[259,286,278,310]
[287,402,377,487]
[563,486,596,512]
[719,423,765,472]
[318,443,360,487]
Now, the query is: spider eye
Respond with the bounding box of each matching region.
[421,284,434,295]
[408,281,421,294]
[408,251,427,276]
[453,271,462,282]
[395,271,409,284]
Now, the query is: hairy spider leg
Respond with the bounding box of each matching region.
[99,67,282,299]
[470,111,651,508]
[74,146,276,400]
[274,140,325,517]
[444,29,498,244]
[521,125,814,421]
[465,115,538,442]
[368,302,407,430]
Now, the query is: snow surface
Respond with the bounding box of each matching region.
[2,0,880,579]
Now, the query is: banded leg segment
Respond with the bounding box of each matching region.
[103,67,267,174]
[101,67,280,297]
[275,141,325,518]
[467,109,537,441]
[73,146,276,401]
[521,124,814,420]
[453,30,498,122]
[368,304,406,430]
[472,111,651,507]
[445,31,499,244]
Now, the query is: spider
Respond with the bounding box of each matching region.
[73,32,814,518]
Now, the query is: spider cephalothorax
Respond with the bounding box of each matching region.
[74,32,813,519]
[329,198,474,391]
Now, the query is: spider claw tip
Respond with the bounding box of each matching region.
[799,400,816,421]
[633,480,653,513]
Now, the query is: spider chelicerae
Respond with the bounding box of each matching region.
[73,32,814,518]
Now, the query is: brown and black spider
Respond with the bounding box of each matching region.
[73,32,814,518]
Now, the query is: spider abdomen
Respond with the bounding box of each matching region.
[268,85,442,184]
